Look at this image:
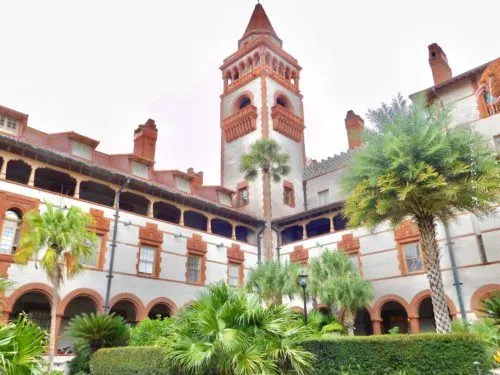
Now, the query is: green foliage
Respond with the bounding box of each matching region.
[388,326,400,335]
[67,312,130,354]
[240,139,290,182]
[0,314,47,375]
[321,322,345,336]
[68,341,91,375]
[90,346,169,375]
[129,317,173,346]
[245,260,301,305]
[302,333,490,374]
[305,310,335,333]
[165,281,314,374]
[480,292,500,326]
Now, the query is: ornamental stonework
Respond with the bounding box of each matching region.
[271,104,304,142]
[187,233,207,254]
[289,245,308,264]
[139,223,163,244]
[0,190,39,215]
[394,220,420,243]
[337,233,360,255]
[227,243,245,263]
[222,105,258,142]
[89,208,110,233]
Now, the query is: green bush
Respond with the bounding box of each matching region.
[302,333,490,375]
[129,317,173,346]
[90,346,169,375]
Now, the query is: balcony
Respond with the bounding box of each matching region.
[488,102,500,116]
[271,104,304,142]
[222,105,258,142]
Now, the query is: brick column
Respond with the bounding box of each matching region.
[54,314,63,352]
[372,319,382,335]
[409,317,420,334]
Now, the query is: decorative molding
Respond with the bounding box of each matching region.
[394,220,420,243]
[88,208,110,233]
[186,234,207,255]
[227,243,245,263]
[221,105,258,142]
[289,245,308,264]
[337,233,360,255]
[303,150,354,180]
[271,104,304,142]
[139,222,163,245]
[283,180,295,208]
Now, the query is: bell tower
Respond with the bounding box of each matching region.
[220,3,305,258]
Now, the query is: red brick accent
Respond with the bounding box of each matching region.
[145,297,178,317]
[371,294,411,321]
[222,105,258,142]
[271,104,304,142]
[394,220,420,244]
[261,76,269,139]
[227,243,245,263]
[282,180,295,208]
[137,222,163,279]
[428,43,452,85]
[185,234,207,285]
[4,282,60,315]
[289,245,308,264]
[60,288,104,314]
[133,119,158,162]
[88,209,110,271]
[344,110,365,150]
[470,284,500,317]
[337,233,360,255]
[409,289,458,320]
[110,293,146,322]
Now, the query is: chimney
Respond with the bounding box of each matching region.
[133,119,158,161]
[187,168,204,187]
[428,43,452,85]
[345,110,365,150]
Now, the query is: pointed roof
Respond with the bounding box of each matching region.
[239,4,282,48]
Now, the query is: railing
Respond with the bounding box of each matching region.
[488,102,500,116]
[221,105,258,142]
[271,104,304,142]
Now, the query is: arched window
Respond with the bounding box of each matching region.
[276,96,288,108]
[0,209,22,254]
[238,96,251,110]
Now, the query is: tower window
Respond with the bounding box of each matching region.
[238,186,249,206]
[0,116,18,134]
[276,97,287,108]
[1,209,22,254]
[239,97,251,110]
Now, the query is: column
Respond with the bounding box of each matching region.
[372,319,382,335]
[408,317,420,334]
[1,310,10,323]
[28,167,36,187]
[179,210,184,226]
[330,218,334,233]
[0,157,9,179]
[302,224,307,239]
[147,200,154,218]
[54,314,63,353]
[207,217,212,234]
[231,224,236,240]
[74,179,81,199]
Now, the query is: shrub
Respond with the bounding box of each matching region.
[321,321,345,336]
[302,333,490,375]
[68,341,90,374]
[129,317,173,346]
[90,347,169,375]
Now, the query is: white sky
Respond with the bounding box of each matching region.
[1,0,499,185]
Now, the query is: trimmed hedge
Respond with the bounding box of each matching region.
[302,333,490,375]
[90,346,169,375]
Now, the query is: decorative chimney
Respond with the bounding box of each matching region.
[133,119,158,161]
[428,43,452,85]
[345,110,365,150]
[187,167,204,187]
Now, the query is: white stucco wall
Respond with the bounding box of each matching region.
[305,167,346,209]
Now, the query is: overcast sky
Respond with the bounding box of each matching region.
[1,0,499,185]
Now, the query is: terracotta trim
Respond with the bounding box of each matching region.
[4,282,60,315]
[470,284,500,317]
[261,76,269,139]
[185,234,207,286]
[282,180,295,208]
[236,181,249,207]
[371,294,412,321]
[409,289,458,318]
[145,297,178,317]
[337,233,360,255]
[109,293,146,322]
[60,288,104,315]
[289,245,308,264]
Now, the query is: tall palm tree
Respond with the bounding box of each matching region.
[14,204,96,371]
[342,95,500,332]
[240,139,290,260]
[309,250,372,335]
[246,260,301,306]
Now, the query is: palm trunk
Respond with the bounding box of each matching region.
[416,216,451,333]
[262,170,273,260]
[344,310,355,336]
[48,281,59,372]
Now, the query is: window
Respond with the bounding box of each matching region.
[238,96,251,110]
[0,210,22,254]
[238,187,249,206]
[218,192,232,206]
[138,245,156,274]
[284,186,293,206]
[131,161,149,179]
[402,242,423,273]
[276,96,288,108]
[80,235,102,267]
[318,189,330,206]
[176,177,191,193]
[71,140,92,160]
[187,255,201,283]
[228,263,240,287]
[0,116,18,134]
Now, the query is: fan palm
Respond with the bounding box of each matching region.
[342,94,500,332]
[480,292,500,326]
[308,250,372,335]
[240,139,290,260]
[14,203,97,371]
[245,260,301,306]
[166,282,314,375]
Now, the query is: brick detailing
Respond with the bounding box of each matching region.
[344,110,365,150]
[478,58,500,118]
[227,243,245,263]
[394,220,420,244]
[337,233,360,255]
[88,208,110,271]
[133,119,158,161]
[222,105,258,142]
[185,234,207,285]
[109,293,146,322]
[470,284,500,317]
[289,245,308,264]
[271,104,304,142]
[282,180,295,207]
[139,223,163,245]
[261,76,269,139]
[428,43,452,85]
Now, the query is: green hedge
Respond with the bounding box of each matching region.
[90,346,169,375]
[302,333,490,375]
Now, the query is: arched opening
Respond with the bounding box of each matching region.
[238,96,251,110]
[354,307,373,336]
[381,301,408,334]
[153,201,181,224]
[276,96,288,108]
[281,225,303,245]
[9,291,51,330]
[184,211,208,231]
[306,218,331,238]
[333,213,348,231]
[148,303,172,319]
[80,181,116,207]
[111,300,137,324]
[119,191,149,216]
[0,209,22,254]
[235,225,256,244]
[417,297,453,333]
[211,218,232,238]
[6,159,31,184]
[233,68,239,81]
[34,167,76,196]
[254,53,260,67]
[59,296,98,351]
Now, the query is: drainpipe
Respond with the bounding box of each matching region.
[103,178,130,312]
[256,223,266,265]
[470,214,488,264]
[443,221,467,321]
[271,226,281,264]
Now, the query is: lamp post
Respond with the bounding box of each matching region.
[298,271,308,323]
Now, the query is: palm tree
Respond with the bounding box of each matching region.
[342,95,500,333]
[14,204,97,371]
[240,139,290,260]
[166,282,314,375]
[480,292,500,326]
[308,250,372,335]
[245,260,301,306]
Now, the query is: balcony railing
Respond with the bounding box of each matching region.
[222,105,258,142]
[488,102,500,116]
[271,104,304,142]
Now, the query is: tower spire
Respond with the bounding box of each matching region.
[239,3,282,48]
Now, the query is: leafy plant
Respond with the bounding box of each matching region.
[68,341,91,374]
[342,94,500,332]
[388,326,400,335]
[321,321,345,337]
[129,317,173,346]
[245,260,300,306]
[480,292,500,326]
[15,204,97,371]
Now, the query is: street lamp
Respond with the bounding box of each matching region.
[298,271,308,323]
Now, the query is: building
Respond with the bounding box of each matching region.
[0,4,498,349]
